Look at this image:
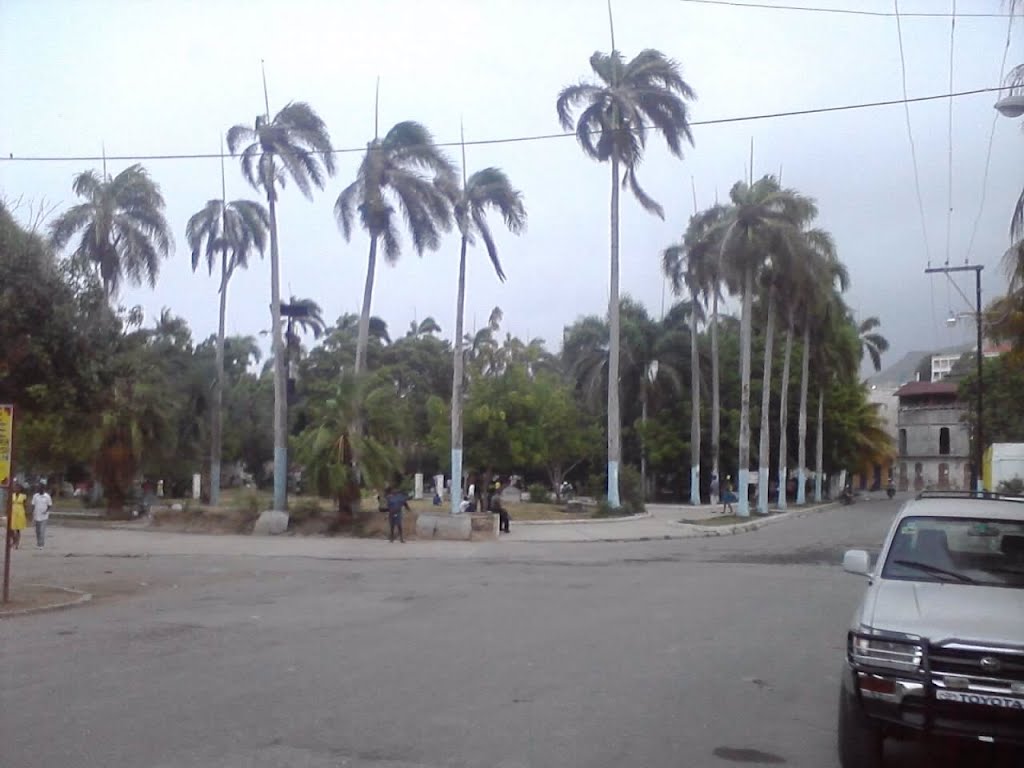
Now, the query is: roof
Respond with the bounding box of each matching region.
[894,381,960,398]
[900,495,1024,521]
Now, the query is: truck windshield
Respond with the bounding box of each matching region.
[881,516,1024,588]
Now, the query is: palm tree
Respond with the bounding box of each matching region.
[50,164,173,295]
[227,101,335,513]
[856,316,890,373]
[187,198,268,506]
[556,48,696,507]
[406,317,442,338]
[662,210,717,505]
[335,121,456,375]
[775,227,835,510]
[708,176,814,516]
[439,167,526,513]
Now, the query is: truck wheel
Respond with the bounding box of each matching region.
[837,687,884,768]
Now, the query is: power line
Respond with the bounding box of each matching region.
[0,85,1012,165]
[679,0,1010,18]
[893,0,933,266]
[965,10,1016,262]
[945,0,956,266]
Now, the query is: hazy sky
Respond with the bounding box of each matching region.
[2,0,1021,370]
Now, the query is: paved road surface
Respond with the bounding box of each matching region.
[3,496,1019,767]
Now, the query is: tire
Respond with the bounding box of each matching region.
[837,686,884,768]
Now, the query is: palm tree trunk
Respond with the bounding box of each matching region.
[607,156,622,508]
[267,192,287,513]
[776,313,794,510]
[797,322,810,506]
[210,250,228,507]
[450,235,468,515]
[640,391,648,502]
[689,293,701,505]
[815,387,824,503]
[737,266,754,517]
[711,292,721,488]
[756,289,775,514]
[355,234,379,374]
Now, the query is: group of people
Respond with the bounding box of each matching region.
[387,476,512,539]
[7,484,53,550]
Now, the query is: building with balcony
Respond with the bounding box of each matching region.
[894,380,971,491]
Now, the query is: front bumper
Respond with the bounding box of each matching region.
[846,632,1024,745]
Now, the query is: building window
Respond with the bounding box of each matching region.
[939,427,950,456]
[899,429,908,456]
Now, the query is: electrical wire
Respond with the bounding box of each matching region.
[893,0,933,266]
[0,85,1012,165]
[945,0,956,266]
[678,0,1010,18]
[965,11,1016,263]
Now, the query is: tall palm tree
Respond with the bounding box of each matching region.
[775,227,834,510]
[50,164,173,296]
[662,209,717,505]
[439,167,526,513]
[335,121,456,375]
[708,176,814,516]
[227,101,335,513]
[187,198,268,506]
[406,317,442,338]
[856,316,890,373]
[556,48,696,508]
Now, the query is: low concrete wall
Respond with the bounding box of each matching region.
[415,512,496,541]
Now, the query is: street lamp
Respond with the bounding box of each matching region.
[995,93,1024,119]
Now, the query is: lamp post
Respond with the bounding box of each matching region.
[925,265,984,492]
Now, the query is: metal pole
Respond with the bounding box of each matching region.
[975,266,984,493]
[3,405,17,604]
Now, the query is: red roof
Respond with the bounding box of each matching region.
[895,381,960,398]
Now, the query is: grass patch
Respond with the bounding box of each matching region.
[686,512,779,526]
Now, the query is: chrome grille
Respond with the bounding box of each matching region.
[931,645,1024,683]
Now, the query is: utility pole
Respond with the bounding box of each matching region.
[924,264,984,492]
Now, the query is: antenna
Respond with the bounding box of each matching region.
[374,76,380,140]
[460,118,468,189]
[748,137,754,185]
[101,141,107,179]
[260,59,271,119]
[690,176,698,215]
[607,0,616,50]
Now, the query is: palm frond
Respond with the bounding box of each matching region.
[623,166,663,218]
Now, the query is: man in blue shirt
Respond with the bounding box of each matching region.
[386,486,410,543]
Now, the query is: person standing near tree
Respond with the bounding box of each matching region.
[386,485,410,544]
[31,484,52,549]
[9,484,27,550]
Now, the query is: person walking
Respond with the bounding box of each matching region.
[31,484,53,549]
[9,484,27,549]
[386,485,410,543]
[720,476,737,516]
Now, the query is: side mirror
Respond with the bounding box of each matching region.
[843,549,872,576]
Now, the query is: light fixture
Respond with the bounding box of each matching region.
[995,93,1024,119]
[946,311,958,327]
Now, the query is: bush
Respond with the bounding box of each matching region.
[618,464,646,516]
[526,483,550,504]
[997,478,1024,495]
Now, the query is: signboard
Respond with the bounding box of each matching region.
[0,405,12,488]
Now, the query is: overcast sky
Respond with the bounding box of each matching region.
[2,0,1021,371]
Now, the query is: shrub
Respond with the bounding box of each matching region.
[617,464,646,515]
[997,478,1024,495]
[526,483,550,504]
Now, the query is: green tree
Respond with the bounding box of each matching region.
[334,121,455,374]
[49,164,173,296]
[439,166,526,512]
[227,101,335,512]
[556,47,696,508]
[856,315,890,372]
[186,198,268,505]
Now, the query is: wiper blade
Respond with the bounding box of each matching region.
[892,559,975,584]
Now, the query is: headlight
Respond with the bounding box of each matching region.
[849,632,923,672]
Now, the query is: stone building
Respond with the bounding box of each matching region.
[894,380,971,491]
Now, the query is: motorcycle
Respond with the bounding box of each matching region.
[840,487,855,506]
[886,485,896,499]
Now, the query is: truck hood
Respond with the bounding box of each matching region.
[866,580,1024,647]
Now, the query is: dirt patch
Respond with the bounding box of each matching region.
[0,584,91,616]
[149,506,259,534]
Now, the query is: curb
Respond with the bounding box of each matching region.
[0,584,93,618]
[516,512,652,526]
[673,502,837,537]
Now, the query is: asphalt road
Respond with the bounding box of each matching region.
[2,496,1019,768]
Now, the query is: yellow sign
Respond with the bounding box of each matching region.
[0,405,12,488]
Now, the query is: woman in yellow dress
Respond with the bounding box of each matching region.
[9,484,27,549]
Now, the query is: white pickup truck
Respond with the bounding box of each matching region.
[838,492,1024,767]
